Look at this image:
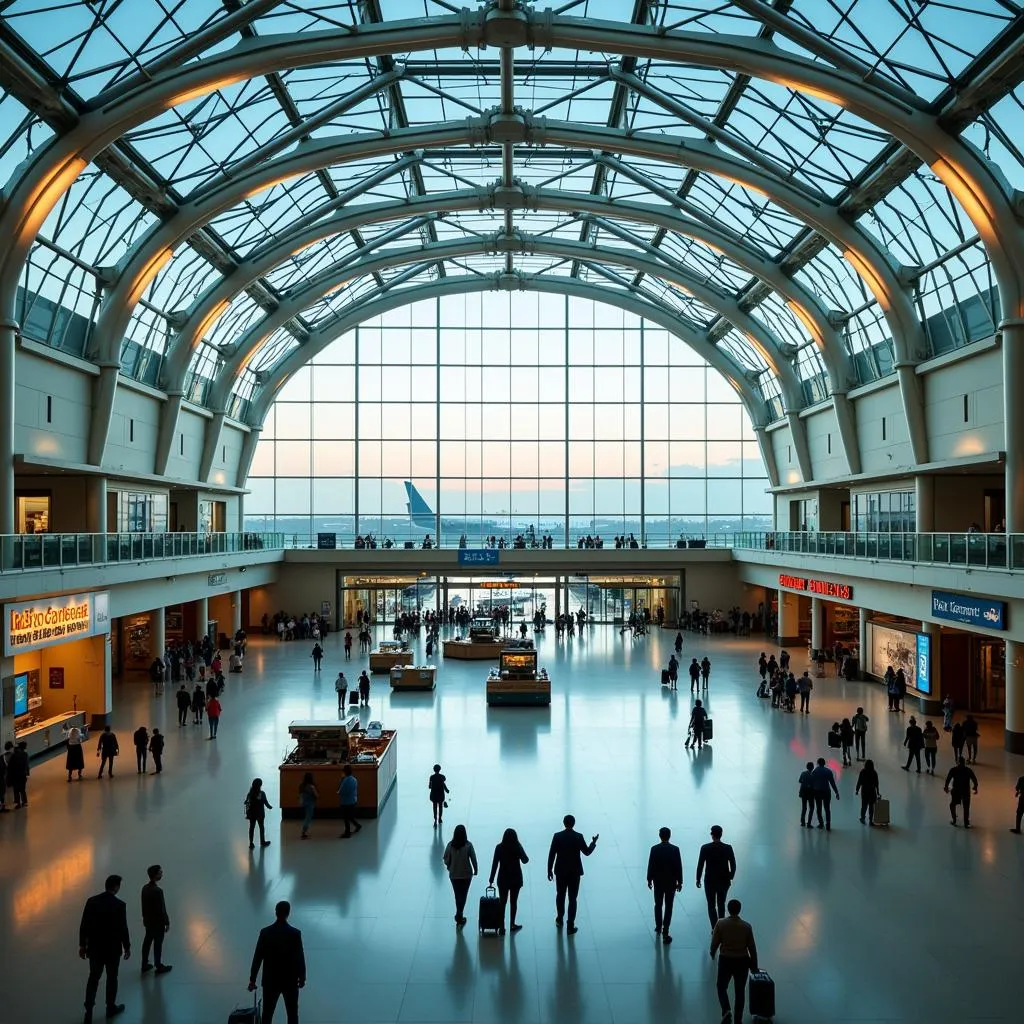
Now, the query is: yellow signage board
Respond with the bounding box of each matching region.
[4,591,110,656]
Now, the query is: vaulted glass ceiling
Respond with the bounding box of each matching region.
[1,0,1021,430]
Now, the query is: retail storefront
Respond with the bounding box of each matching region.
[2,590,112,755]
[776,573,860,667]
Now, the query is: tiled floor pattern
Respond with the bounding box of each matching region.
[1,624,1022,1023]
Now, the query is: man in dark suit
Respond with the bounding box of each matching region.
[140,864,172,974]
[695,824,736,929]
[646,826,683,944]
[79,874,131,1023]
[249,900,306,1024]
[546,814,598,935]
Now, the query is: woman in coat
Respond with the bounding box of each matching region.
[488,828,529,934]
[65,726,85,782]
[443,824,478,928]
[856,759,881,825]
[244,778,272,849]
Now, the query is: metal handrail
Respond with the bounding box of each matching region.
[0,532,285,573]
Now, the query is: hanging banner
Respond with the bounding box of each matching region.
[4,591,110,656]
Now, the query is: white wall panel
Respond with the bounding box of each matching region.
[13,350,91,463]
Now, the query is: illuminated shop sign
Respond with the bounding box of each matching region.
[778,574,853,600]
[478,581,521,590]
[931,590,1006,631]
[4,591,110,656]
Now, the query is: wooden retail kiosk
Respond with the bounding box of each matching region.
[279,721,398,818]
[487,648,551,707]
[369,640,415,674]
[390,665,437,691]
[443,620,504,660]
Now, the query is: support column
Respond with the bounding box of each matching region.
[195,597,209,644]
[96,633,113,729]
[87,363,120,466]
[1002,319,1024,534]
[919,619,942,715]
[858,607,870,681]
[915,475,935,533]
[1005,640,1024,754]
[152,606,166,665]
[776,589,799,645]
[810,597,823,653]
[232,590,243,634]
[554,576,561,622]
[86,476,107,533]
[0,319,16,536]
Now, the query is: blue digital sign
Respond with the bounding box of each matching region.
[458,549,499,566]
[915,634,931,696]
[931,590,1006,631]
[13,673,28,716]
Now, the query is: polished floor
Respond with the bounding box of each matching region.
[2,624,1022,1024]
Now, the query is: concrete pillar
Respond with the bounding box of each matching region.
[231,590,243,634]
[152,606,166,662]
[810,597,823,652]
[1006,639,1024,754]
[86,476,107,534]
[915,475,935,533]
[195,597,209,643]
[0,319,16,536]
[920,619,942,716]
[554,576,561,622]
[0,655,15,746]
[777,589,799,645]
[97,633,113,729]
[1002,319,1024,534]
[858,607,870,679]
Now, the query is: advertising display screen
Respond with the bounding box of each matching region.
[867,622,929,694]
[13,673,28,716]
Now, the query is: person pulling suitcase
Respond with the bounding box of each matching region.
[709,898,760,1023]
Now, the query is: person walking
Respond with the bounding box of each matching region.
[206,694,222,739]
[97,726,120,779]
[896,668,908,712]
[175,684,191,727]
[798,672,813,714]
[429,764,449,827]
[148,729,164,774]
[338,765,362,839]
[695,824,736,928]
[546,814,598,934]
[885,667,899,711]
[688,658,701,694]
[839,718,854,767]
[1012,775,1024,834]
[8,741,29,807]
[856,759,881,825]
[443,824,478,929]
[941,695,954,731]
[191,684,205,725]
[79,874,130,1023]
[335,672,348,712]
[757,652,768,681]
[140,865,172,976]
[700,656,711,690]
[852,707,869,760]
[66,726,85,781]
[902,716,925,773]
[710,898,758,1024]
[133,726,149,775]
[245,778,272,849]
[687,699,708,750]
[944,756,979,828]
[488,827,529,934]
[311,642,323,672]
[962,715,980,764]
[298,773,318,840]
[248,901,306,1024]
[922,720,940,774]
[951,720,966,763]
[674,632,683,654]
[810,757,840,830]
[358,670,371,707]
[667,654,678,690]
[646,826,683,945]
[798,761,815,827]
[344,631,352,660]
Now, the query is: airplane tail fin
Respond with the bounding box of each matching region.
[404,481,435,528]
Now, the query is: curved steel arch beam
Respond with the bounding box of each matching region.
[206,233,801,414]
[249,272,766,429]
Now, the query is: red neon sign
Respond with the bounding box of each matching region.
[778,574,853,600]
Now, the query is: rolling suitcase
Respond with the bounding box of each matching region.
[228,992,261,1023]
[702,718,713,741]
[661,669,671,685]
[478,885,503,934]
[348,691,360,708]
[748,969,775,1019]
[873,797,891,827]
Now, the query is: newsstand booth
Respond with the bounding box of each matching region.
[2,591,112,757]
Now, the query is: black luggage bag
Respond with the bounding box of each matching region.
[661,669,671,685]
[228,992,261,1023]
[748,969,775,1019]
[478,885,503,934]
[702,718,713,741]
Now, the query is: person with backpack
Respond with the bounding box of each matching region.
[852,707,869,760]
[245,778,272,849]
[335,671,348,712]
[856,759,881,825]
[311,642,324,672]
[443,824,478,929]
[885,666,898,711]
[344,631,353,660]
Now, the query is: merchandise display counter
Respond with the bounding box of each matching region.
[279,721,397,819]
[486,649,551,706]
[15,711,88,758]
[369,642,414,673]
[389,665,437,691]
[443,638,504,660]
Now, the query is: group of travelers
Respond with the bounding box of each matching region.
[554,608,588,638]
[148,633,219,695]
[263,611,328,642]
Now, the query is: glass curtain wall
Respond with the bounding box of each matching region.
[245,294,771,544]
